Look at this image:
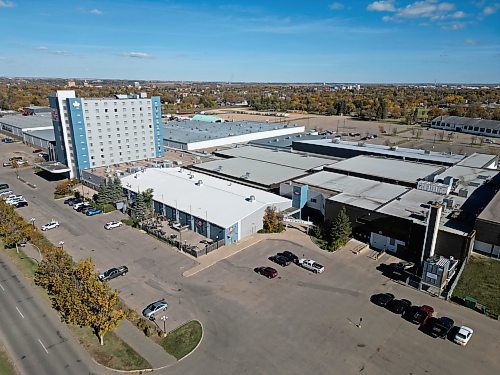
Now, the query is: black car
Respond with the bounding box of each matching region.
[270,255,291,267]
[387,298,412,314]
[14,200,28,208]
[99,266,129,281]
[426,316,455,338]
[278,251,299,264]
[68,198,82,206]
[64,197,77,204]
[372,293,395,307]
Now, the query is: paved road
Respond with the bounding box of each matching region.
[0,252,96,375]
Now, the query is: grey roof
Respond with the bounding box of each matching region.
[377,189,468,235]
[163,119,302,144]
[0,114,53,130]
[296,171,409,210]
[457,153,498,169]
[326,155,444,184]
[477,191,500,223]
[249,133,329,149]
[431,116,500,131]
[214,145,336,171]
[192,157,309,187]
[434,165,499,195]
[24,128,55,142]
[293,139,465,165]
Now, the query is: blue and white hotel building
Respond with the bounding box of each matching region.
[49,90,164,178]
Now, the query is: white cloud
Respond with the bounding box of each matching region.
[451,10,466,18]
[367,1,396,12]
[464,38,479,45]
[0,0,14,8]
[482,3,500,16]
[35,46,71,56]
[90,8,103,16]
[119,52,153,59]
[329,2,345,10]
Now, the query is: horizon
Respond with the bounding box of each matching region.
[0,1,499,83]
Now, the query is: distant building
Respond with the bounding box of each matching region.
[47,90,164,178]
[22,105,52,115]
[430,116,500,138]
[67,80,76,87]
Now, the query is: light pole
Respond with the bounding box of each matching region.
[29,217,36,228]
[58,241,65,250]
[216,235,219,249]
[160,315,168,337]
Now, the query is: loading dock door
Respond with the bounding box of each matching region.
[370,233,405,254]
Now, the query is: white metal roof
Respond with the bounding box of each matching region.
[0,114,53,130]
[457,153,498,169]
[121,167,291,228]
[214,145,336,170]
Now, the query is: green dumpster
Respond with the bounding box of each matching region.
[464,296,477,309]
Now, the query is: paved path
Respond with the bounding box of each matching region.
[114,320,177,370]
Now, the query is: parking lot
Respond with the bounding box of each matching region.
[1,141,500,375]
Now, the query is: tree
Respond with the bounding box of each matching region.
[35,246,73,292]
[262,206,284,233]
[55,179,73,196]
[96,181,112,206]
[329,206,352,251]
[111,177,124,203]
[132,193,148,222]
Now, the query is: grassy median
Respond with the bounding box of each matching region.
[0,343,18,375]
[160,320,203,360]
[453,254,500,317]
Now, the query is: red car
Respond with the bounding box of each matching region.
[255,266,278,279]
[410,305,434,325]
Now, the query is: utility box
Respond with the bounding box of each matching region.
[421,256,450,290]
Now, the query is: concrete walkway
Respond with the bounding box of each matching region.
[114,319,177,370]
[183,225,319,277]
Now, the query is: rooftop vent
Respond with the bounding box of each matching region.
[196,179,203,186]
[424,150,431,154]
[249,195,256,202]
[390,146,398,151]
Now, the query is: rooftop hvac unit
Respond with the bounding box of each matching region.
[249,195,255,202]
[458,188,469,197]
[196,180,203,186]
[390,146,398,151]
[424,150,431,154]
[357,142,365,147]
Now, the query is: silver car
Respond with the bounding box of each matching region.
[142,300,168,320]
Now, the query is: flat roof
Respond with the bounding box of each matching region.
[435,165,498,195]
[477,191,500,223]
[214,145,336,170]
[121,167,291,228]
[296,171,409,210]
[163,119,303,144]
[326,155,444,184]
[432,115,500,131]
[192,157,308,187]
[293,139,465,165]
[457,153,498,169]
[377,189,469,235]
[249,133,328,149]
[0,114,53,130]
[35,161,71,173]
[23,128,55,142]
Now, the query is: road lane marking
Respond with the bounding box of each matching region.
[15,306,25,319]
[38,339,49,354]
[0,282,4,291]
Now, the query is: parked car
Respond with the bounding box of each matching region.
[278,250,299,264]
[74,202,90,211]
[426,316,455,339]
[99,266,129,281]
[32,148,43,153]
[3,161,12,167]
[484,139,495,144]
[372,293,395,307]
[13,200,28,208]
[67,198,82,206]
[0,190,13,197]
[391,261,415,279]
[104,221,123,230]
[86,208,103,216]
[2,138,14,143]
[81,207,92,214]
[298,258,325,273]
[64,197,79,204]
[269,254,291,267]
[409,305,434,325]
[41,220,60,231]
[142,299,168,320]
[454,326,473,346]
[255,266,278,279]
[387,298,412,314]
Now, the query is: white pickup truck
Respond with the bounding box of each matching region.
[298,259,325,274]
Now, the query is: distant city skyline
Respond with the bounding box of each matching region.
[0,0,499,83]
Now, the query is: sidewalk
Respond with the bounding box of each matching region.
[183,225,319,277]
[114,319,177,370]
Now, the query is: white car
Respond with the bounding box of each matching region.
[454,326,473,346]
[142,300,168,320]
[104,221,123,230]
[5,196,24,204]
[73,202,90,210]
[0,190,13,198]
[41,220,60,231]
[298,258,325,274]
[7,198,27,205]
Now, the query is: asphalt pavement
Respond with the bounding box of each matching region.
[0,251,97,375]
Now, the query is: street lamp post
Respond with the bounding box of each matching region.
[29,217,36,228]
[160,315,168,337]
[58,241,65,250]
[216,235,219,249]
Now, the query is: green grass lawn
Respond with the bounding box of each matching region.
[160,320,203,360]
[69,325,151,371]
[0,344,17,375]
[453,254,500,316]
[2,247,38,278]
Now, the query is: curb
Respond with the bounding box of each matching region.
[176,320,204,362]
[90,357,153,374]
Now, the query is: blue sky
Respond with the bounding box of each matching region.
[0,0,499,82]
